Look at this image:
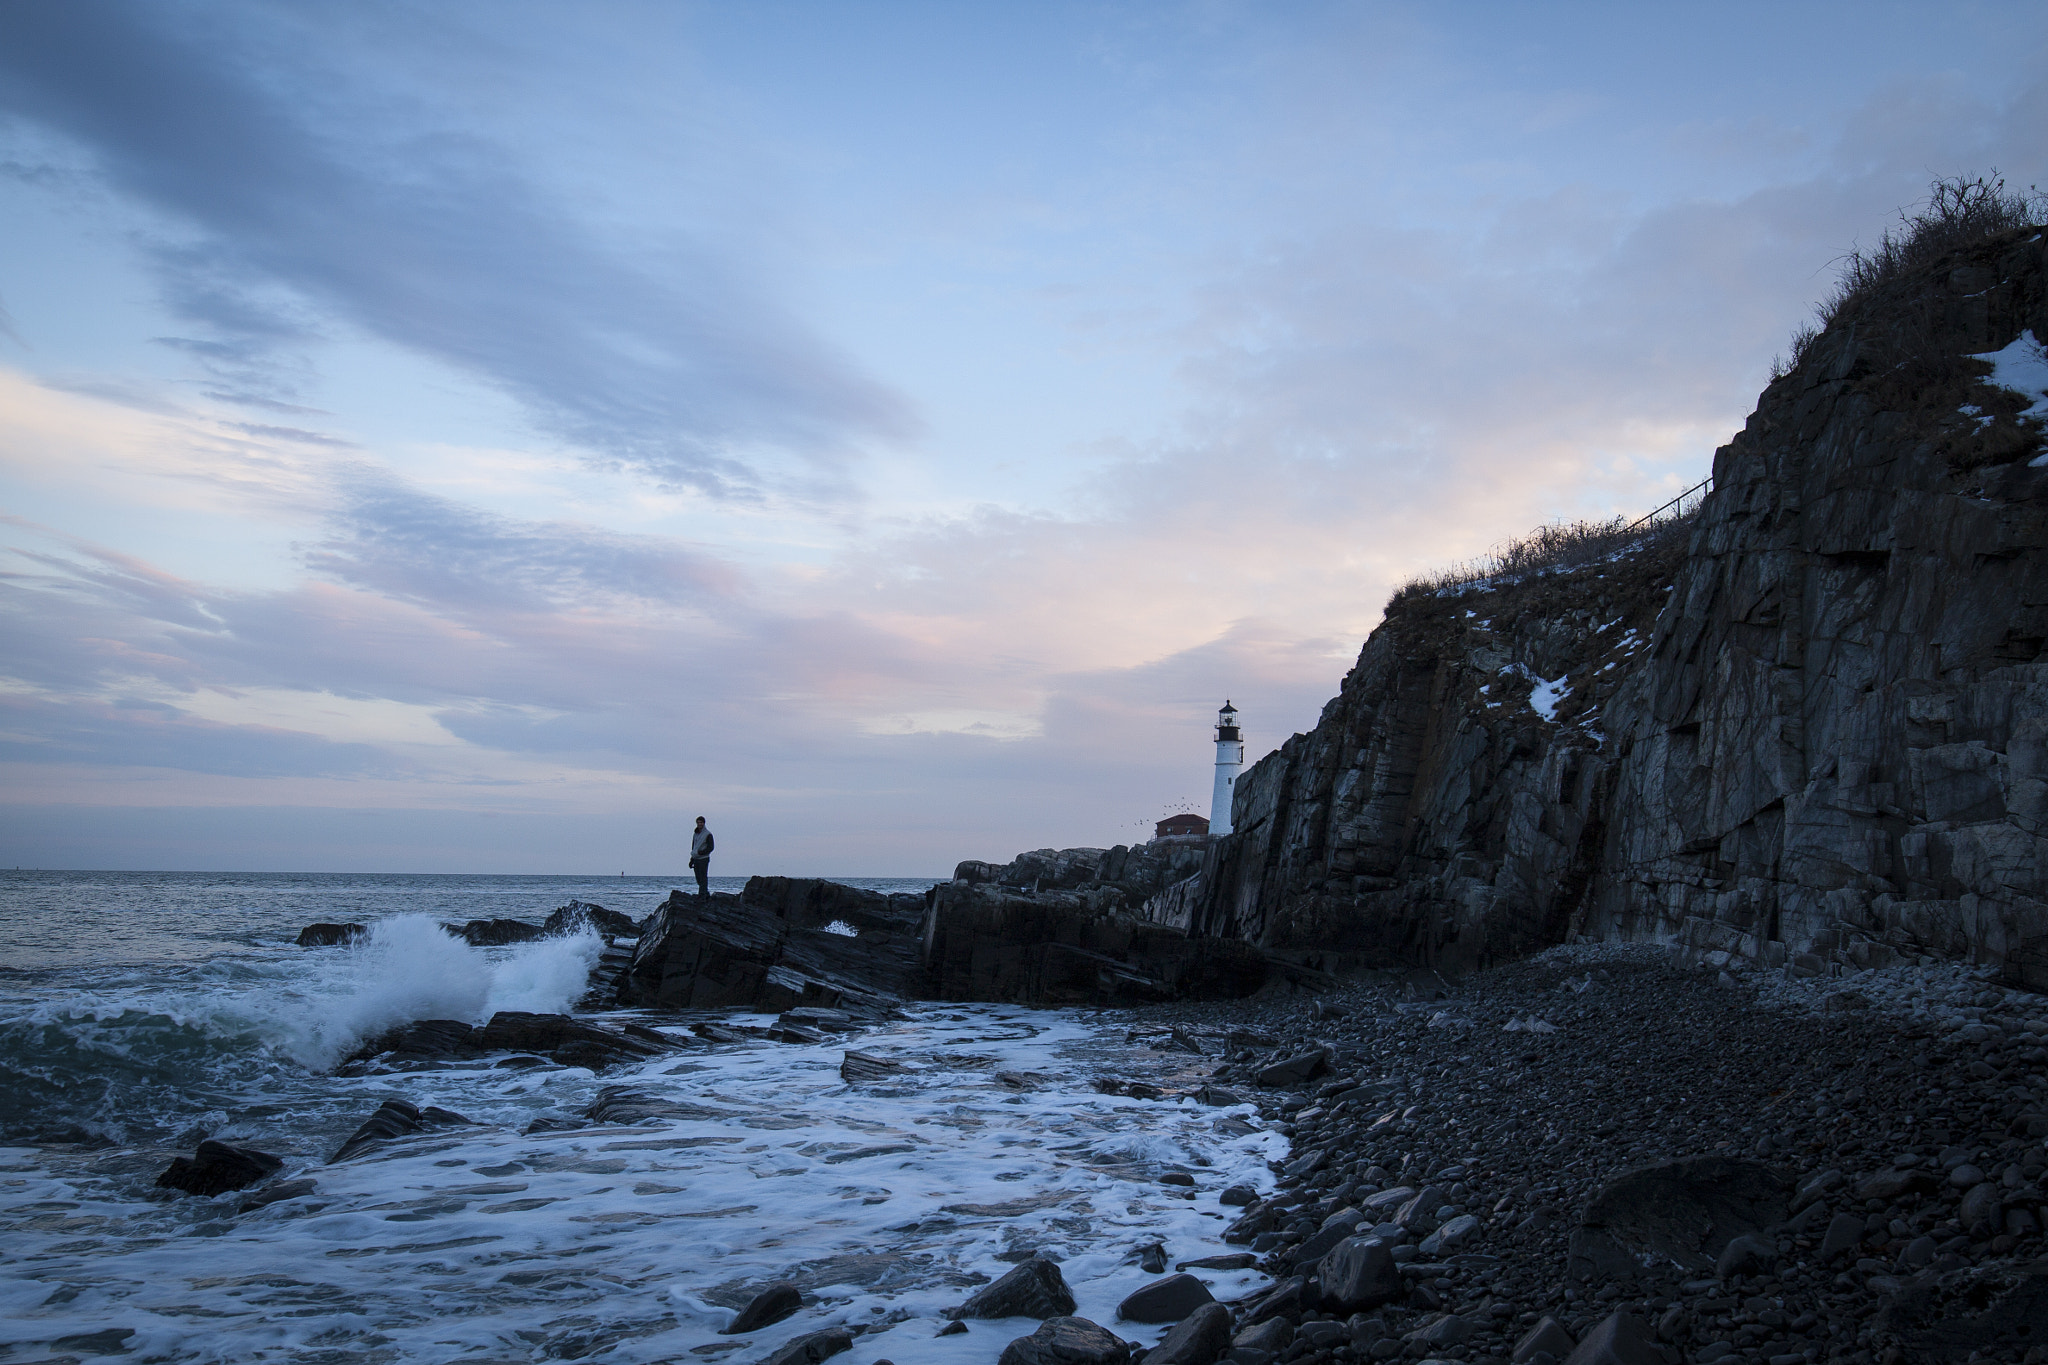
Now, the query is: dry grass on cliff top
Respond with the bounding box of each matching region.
[1391,502,1697,605]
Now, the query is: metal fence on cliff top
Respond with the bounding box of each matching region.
[1622,475,1713,534]
[1401,473,1715,600]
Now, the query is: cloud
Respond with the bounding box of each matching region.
[0,1,915,494]
[0,692,392,779]
[304,475,741,614]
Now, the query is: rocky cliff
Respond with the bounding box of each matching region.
[1192,222,2048,986]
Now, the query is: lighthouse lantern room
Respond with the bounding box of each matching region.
[1211,700,1244,835]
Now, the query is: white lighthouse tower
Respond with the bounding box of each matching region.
[1210,700,1244,835]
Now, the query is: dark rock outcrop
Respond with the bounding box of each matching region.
[329,1099,475,1162]
[841,1050,908,1083]
[155,1140,283,1196]
[443,917,546,946]
[354,1017,477,1059]
[618,882,926,1013]
[583,1086,739,1124]
[921,880,1275,1005]
[472,1011,675,1069]
[295,923,364,947]
[343,1011,675,1072]
[543,900,640,939]
[1183,223,2048,983]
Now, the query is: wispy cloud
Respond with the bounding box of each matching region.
[0,1,916,495]
[305,476,740,614]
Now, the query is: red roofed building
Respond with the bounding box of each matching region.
[1155,813,1210,839]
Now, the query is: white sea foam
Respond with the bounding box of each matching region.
[273,915,604,1067]
[0,1005,1287,1365]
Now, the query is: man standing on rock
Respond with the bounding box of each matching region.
[690,816,714,897]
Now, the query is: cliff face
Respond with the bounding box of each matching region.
[1194,225,2048,985]
[1187,518,1684,970]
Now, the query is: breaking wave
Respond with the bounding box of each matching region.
[0,915,602,1142]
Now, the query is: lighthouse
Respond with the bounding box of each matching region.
[1211,700,1244,835]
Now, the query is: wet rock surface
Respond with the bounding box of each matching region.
[341,1010,680,1072]
[442,917,548,946]
[947,1256,1079,1320]
[997,1316,1131,1365]
[154,1140,283,1196]
[724,1280,804,1334]
[1125,943,2048,1365]
[329,1099,476,1163]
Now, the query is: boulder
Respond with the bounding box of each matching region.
[1960,1182,2005,1239]
[1221,1200,1272,1244]
[1256,1050,1330,1088]
[1142,1302,1232,1365]
[1818,1212,1866,1262]
[1242,1276,1308,1325]
[759,1329,851,1365]
[1405,1315,1475,1348]
[947,1257,1078,1320]
[998,1317,1129,1365]
[1231,1319,1293,1354]
[1513,1317,1576,1364]
[1394,1184,1448,1230]
[155,1140,283,1196]
[1290,1209,1365,1267]
[1419,1213,1480,1256]
[1560,1312,1661,1365]
[723,1281,802,1334]
[1116,1273,1213,1324]
[295,922,364,947]
[1714,1232,1776,1279]
[1318,1238,1401,1312]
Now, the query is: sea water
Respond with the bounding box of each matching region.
[0,873,1284,1363]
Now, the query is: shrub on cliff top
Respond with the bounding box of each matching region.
[1773,174,2046,379]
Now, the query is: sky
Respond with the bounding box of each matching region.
[2,1,2045,876]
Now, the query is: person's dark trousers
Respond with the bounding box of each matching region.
[694,861,708,897]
